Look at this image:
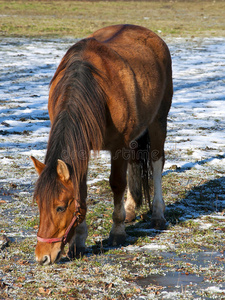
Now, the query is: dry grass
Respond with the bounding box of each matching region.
[0,1,225,38]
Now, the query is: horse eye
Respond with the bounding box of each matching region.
[56,206,66,213]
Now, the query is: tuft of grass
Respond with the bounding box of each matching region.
[26,216,39,229]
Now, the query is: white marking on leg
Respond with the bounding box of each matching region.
[125,188,136,217]
[125,162,142,221]
[152,157,165,221]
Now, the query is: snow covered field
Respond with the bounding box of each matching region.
[167,37,225,169]
[1,37,225,173]
[0,37,225,299]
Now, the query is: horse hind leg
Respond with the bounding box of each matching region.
[148,108,170,229]
[109,151,128,246]
[149,72,172,229]
[150,155,166,229]
[125,161,142,222]
[125,131,151,222]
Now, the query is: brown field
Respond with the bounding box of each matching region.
[0,0,225,38]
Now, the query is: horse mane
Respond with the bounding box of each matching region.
[35,40,107,203]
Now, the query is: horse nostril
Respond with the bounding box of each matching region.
[40,255,51,265]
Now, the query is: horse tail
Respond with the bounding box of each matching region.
[139,130,151,209]
[126,130,151,221]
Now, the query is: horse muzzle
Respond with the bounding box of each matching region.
[35,242,63,265]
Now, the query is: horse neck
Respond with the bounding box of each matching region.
[46,58,107,190]
[44,110,89,191]
[45,104,105,195]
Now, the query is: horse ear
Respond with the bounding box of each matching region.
[30,156,45,175]
[57,159,70,183]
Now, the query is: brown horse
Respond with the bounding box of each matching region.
[31,24,173,265]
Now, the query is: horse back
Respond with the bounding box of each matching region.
[89,24,171,69]
[87,25,172,147]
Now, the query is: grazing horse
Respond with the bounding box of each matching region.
[31,24,173,265]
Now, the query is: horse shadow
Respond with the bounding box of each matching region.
[84,156,225,256]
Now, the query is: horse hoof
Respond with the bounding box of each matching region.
[150,219,167,230]
[68,246,85,259]
[108,233,126,246]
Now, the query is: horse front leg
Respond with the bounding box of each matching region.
[68,220,88,259]
[109,150,128,246]
[68,175,88,259]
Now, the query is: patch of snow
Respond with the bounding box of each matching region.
[0,158,13,165]
[160,292,182,299]
[125,243,167,252]
[125,245,139,252]
[209,214,225,220]
[205,286,225,294]
[199,223,213,230]
[140,244,167,251]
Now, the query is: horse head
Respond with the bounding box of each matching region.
[31,156,86,265]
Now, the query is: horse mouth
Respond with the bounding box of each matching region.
[36,249,62,265]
